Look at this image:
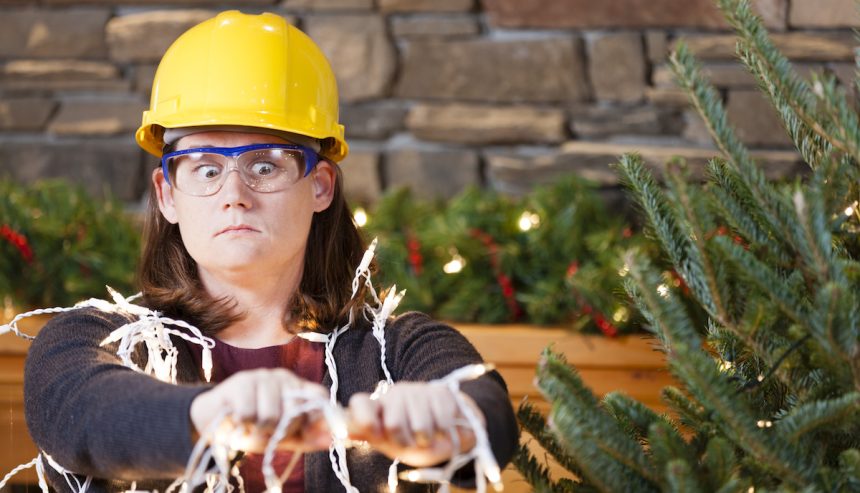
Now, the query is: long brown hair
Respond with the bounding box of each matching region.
[137,162,372,335]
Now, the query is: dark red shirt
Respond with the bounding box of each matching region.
[190,335,326,493]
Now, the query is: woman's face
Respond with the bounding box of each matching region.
[152,130,336,281]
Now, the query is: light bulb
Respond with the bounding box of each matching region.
[202,347,213,382]
[612,307,629,323]
[353,207,368,227]
[517,211,541,231]
[443,250,466,274]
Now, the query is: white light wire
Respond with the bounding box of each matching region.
[0,456,40,490]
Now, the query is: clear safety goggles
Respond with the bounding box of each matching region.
[161,143,320,197]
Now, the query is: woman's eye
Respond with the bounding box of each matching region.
[193,164,221,180]
[251,161,277,176]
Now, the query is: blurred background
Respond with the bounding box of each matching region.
[2,0,855,208]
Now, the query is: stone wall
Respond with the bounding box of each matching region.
[0,0,856,205]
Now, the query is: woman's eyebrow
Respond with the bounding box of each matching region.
[178,144,217,150]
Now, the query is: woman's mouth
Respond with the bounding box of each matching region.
[215,224,260,236]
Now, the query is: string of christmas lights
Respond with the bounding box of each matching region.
[0,239,503,493]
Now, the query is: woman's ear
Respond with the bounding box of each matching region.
[152,167,179,224]
[312,161,336,212]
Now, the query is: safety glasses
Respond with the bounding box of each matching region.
[161,143,320,197]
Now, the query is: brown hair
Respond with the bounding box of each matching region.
[137,163,373,336]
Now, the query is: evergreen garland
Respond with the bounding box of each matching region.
[0,179,140,309]
[362,176,672,334]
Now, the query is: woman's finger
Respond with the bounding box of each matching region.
[256,376,281,430]
[381,393,413,448]
[229,375,258,424]
[404,390,434,448]
[348,393,380,439]
[428,387,458,435]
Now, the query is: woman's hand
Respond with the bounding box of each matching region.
[189,368,332,453]
[347,382,485,467]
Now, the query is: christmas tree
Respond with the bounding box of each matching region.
[515,0,860,490]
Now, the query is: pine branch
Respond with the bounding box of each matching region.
[664,165,735,330]
[512,443,576,493]
[603,392,672,446]
[536,349,661,491]
[702,436,738,490]
[716,0,833,168]
[613,154,690,289]
[706,161,770,246]
[661,386,710,435]
[665,459,704,493]
[670,42,751,174]
[706,158,794,265]
[811,73,860,165]
[777,392,860,443]
[626,276,670,347]
[624,250,813,486]
[517,400,585,479]
[809,283,860,389]
[714,479,752,493]
[648,420,696,486]
[614,155,739,342]
[838,449,860,489]
[713,237,808,326]
[733,333,811,395]
[738,43,831,168]
[670,43,801,257]
[792,187,834,285]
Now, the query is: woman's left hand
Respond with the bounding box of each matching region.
[347,382,485,467]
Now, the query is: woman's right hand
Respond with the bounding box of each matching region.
[189,368,332,453]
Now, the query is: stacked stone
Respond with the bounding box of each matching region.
[0,0,856,204]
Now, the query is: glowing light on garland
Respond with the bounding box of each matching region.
[443,249,466,274]
[517,211,541,231]
[611,307,629,323]
[353,207,368,227]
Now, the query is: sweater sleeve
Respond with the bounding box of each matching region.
[387,312,520,484]
[23,308,212,480]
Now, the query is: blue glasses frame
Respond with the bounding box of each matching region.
[160,143,320,188]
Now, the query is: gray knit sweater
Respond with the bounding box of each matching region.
[24,308,518,492]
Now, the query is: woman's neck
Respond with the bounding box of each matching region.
[198,263,303,349]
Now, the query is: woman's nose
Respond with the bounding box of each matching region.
[219,167,253,208]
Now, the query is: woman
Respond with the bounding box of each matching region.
[23,10,518,493]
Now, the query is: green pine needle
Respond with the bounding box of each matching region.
[517,401,585,479]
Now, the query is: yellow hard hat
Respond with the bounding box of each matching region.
[135,11,348,163]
